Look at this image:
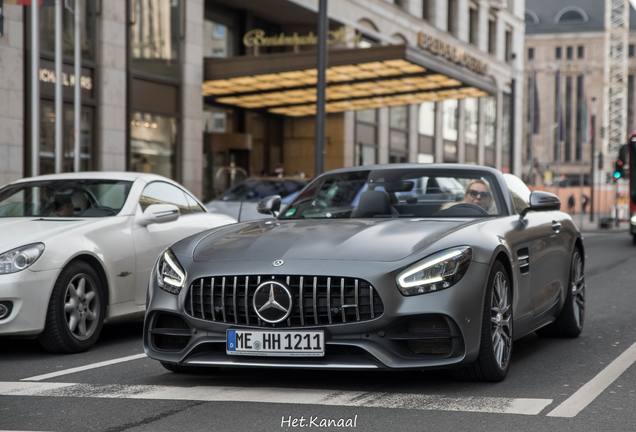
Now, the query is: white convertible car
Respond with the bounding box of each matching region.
[0,172,236,353]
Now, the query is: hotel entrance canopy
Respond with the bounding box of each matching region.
[203,44,496,117]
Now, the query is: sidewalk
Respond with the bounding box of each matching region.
[570,213,631,234]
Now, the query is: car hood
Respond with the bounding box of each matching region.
[192,218,477,262]
[0,217,102,252]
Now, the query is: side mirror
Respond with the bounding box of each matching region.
[257,195,281,217]
[519,191,561,218]
[140,204,180,226]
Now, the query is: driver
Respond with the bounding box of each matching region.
[463,179,493,211]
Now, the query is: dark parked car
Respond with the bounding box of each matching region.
[144,164,585,382]
[205,177,307,222]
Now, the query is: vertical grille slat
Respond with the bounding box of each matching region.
[186,275,383,327]
[313,277,318,325]
[299,276,305,326]
[210,277,215,321]
[244,276,250,325]
[340,278,346,323]
[233,277,238,324]
[221,277,227,323]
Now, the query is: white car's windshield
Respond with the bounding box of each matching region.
[280,169,504,219]
[0,179,133,218]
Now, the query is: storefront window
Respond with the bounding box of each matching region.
[39,101,93,175]
[204,11,236,58]
[390,106,408,163]
[40,1,96,60]
[418,102,435,136]
[355,109,378,166]
[130,0,180,79]
[485,96,496,148]
[130,111,177,179]
[442,99,458,141]
[502,94,511,170]
[464,97,478,145]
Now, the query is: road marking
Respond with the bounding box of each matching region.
[0,381,552,415]
[547,340,636,418]
[20,354,147,382]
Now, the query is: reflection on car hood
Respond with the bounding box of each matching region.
[193,218,476,262]
[0,218,99,251]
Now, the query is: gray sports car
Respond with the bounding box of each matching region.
[144,164,585,382]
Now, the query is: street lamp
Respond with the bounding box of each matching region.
[590,96,597,223]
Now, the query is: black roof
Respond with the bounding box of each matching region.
[525,0,636,34]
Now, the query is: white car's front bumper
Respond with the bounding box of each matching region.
[0,268,59,336]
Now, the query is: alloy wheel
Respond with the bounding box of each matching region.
[63,274,100,341]
[491,271,512,371]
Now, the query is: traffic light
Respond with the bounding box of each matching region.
[614,160,624,179]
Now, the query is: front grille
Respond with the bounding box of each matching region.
[150,313,192,351]
[405,315,453,356]
[184,275,384,327]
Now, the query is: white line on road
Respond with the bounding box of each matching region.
[20,353,147,382]
[547,340,636,417]
[0,381,552,415]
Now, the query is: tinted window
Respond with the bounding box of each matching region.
[217,179,307,202]
[139,182,190,215]
[0,179,133,218]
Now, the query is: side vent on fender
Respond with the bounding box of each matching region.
[518,248,530,275]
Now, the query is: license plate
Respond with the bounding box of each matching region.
[226,329,324,357]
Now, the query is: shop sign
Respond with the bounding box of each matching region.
[417,32,488,76]
[38,59,94,100]
[243,26,361,47]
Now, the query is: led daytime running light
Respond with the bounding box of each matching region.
[398,249,463,288]
[162,251,185,287]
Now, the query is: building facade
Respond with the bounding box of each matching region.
[0,0,525,201]
[523,0,636,189]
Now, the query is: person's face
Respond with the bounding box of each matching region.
[52,202,74,217]
[465,182,491,209]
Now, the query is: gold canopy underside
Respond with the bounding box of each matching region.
[203,56,490,116]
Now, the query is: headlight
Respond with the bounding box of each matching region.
[156,249,186,294]
[396,246,472,296]
[0,243,45,275]
[631,215,636,225]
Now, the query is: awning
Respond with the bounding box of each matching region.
[203,45,496,117]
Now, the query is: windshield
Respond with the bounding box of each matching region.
[0,179,133,218]
[280,169,504,219]
[216,179,307,203]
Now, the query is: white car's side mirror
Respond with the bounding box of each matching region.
[140,204,179,226]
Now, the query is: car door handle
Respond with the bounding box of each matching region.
[552,221,562,232]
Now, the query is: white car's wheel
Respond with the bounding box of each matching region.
[39,261,106,353]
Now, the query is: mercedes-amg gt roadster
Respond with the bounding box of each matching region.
[144,164,586,382]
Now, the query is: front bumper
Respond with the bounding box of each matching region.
[0,268,59,336]
[143,259,491,370]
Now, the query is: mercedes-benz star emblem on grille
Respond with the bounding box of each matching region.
[272,260,284,267]
[253,281,293,323]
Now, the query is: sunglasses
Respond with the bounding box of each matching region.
[467,189,491,199]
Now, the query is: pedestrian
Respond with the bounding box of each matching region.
[581,194,589,214]
[568,194,575,214]
[269,163,285,178]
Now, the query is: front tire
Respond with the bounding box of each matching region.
[39,261,106,353]
[451,261,512,382]
[536,248,585,338]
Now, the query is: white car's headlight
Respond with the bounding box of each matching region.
[156,249,186,294]
[0,243,45,275]
[396,246,472,296]
[631,215,636,225]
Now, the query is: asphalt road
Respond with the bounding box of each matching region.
[1,229,636,432]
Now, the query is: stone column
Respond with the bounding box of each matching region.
[343,111,355,167]
[477,0,489,53]
[0,5,24,185]
[378,107,389,164]
[97,0,127,172]
[478,97,486,165]
[457,0,469,43]
[434,0,448,32]
[457,99,466,163]
[409,104,419,163]
[434,101,444,163]
[495,89,503,170]
[180,0,204,197]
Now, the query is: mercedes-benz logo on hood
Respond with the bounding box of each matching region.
[253,281,293,323]
[272,260,284,267]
